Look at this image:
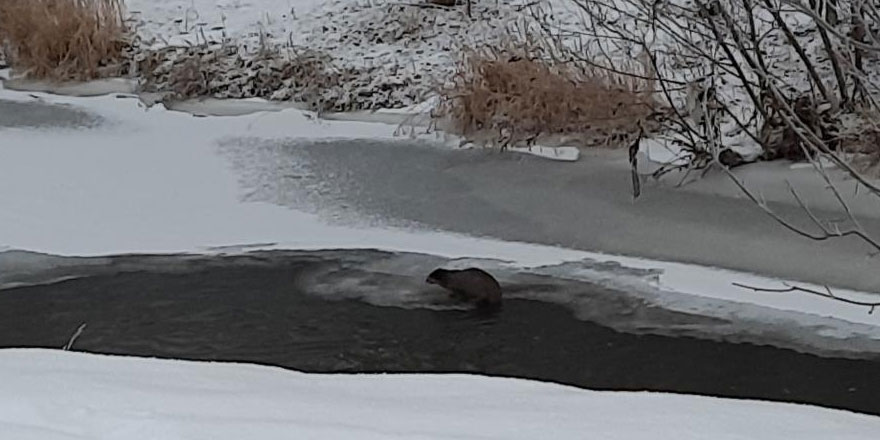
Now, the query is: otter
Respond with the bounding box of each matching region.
[426,268,502,307]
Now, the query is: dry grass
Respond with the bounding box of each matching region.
[435,46,656,148]
[0,0,129,80]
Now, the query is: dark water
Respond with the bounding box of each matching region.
[2,257,879,416]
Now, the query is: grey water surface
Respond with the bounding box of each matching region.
[0,99,101,129]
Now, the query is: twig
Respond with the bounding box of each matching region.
[63,323,87,351]
[733,282,880,314]
[629,122,644,199]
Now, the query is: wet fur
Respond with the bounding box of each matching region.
[426,268,502,307]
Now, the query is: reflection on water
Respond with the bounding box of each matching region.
[1,252,879,416]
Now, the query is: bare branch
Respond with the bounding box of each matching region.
[733,282,880,313]
[63,323,87,351]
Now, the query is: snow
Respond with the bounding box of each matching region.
[126,0,323,48]
[1,348,878,440]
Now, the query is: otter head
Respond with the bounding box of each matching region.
[426,268,452,286]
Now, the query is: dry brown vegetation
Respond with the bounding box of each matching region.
[840,110,880,177]
[138,45,360,112]
[435,46,656,148]
[0,0,129,80]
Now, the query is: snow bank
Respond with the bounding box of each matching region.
[1,349,877,440]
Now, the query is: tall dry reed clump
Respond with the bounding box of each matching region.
[436,46,656,148]
[0,0,129,80]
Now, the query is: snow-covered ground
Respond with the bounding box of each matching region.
[2,348,879,440]
[127,0,324,48]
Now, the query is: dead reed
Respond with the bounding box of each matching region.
[436,46,655,148]
[0,0,129,80]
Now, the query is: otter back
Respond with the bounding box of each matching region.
[426,267,502,306]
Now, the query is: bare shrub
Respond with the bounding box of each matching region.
[436,45,655,149]
[0,0,129,80]
[138,45,360,112]
[532,0,880,176]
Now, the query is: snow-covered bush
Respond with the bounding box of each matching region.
[137,44,364,111]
